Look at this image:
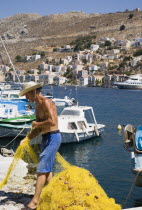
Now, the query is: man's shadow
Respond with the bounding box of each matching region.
[0,190,33,206]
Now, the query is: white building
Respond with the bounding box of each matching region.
[38,62,48,71]
[32,54,41,61]
[88,75,96,86]
[72,64,83,71]
[53,76,66,85]
[39,73,54,85]
[79,76,88,86]
[64,45,71,50]
[31,74,39,82]
[90,44,99,51]
[0,65,10,72]
[130,56,142,66]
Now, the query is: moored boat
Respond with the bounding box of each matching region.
[114,74,142,89]
[0,105,105,144]
[123,124,142,187]
[58,105,105,143]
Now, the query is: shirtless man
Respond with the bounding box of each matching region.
[19,82,61,210]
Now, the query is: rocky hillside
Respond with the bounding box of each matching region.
[0,10,142,65]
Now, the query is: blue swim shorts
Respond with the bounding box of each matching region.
[37,132,61,173]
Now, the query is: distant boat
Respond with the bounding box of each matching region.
[114,74,142,89]
[45,94,77,107]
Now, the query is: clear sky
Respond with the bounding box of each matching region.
[0,0,142,19]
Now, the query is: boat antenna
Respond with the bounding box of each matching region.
[0,36,21,83]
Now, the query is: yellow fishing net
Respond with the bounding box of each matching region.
[0,136,121,210]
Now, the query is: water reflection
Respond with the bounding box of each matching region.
[59,136,103,168]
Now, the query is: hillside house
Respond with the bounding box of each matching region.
[0,65,10,72]
[89,65,99,74]
[32,54,41,61]
[77,70,88,78]
[16,69,26,75]
[39,73,54,85]
[61,56,72,65]
[79,76,88,86]
[99,62,109,71]
[72,64,83,72]
[29,69,39,74]
[25,74,32,82]
[46,57,54,63]
[130,56,142,66]
[38,62,48,71]
[108,49,120,55]
[104,74,118,87]
[31,74,39,82]
[53,76,66,85]
[19,75,26,83]
[5,72,14,82]
[90,44,99,51]
[24,56,31,62]
[53,65,66,73]
[93,54,102,61]
[88,75,96,86]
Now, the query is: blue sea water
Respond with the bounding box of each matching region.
[2,86,142,209]
[45,86,142,209]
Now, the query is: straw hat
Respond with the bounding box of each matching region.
[19,81,43,96]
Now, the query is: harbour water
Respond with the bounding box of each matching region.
[1,86,142,209]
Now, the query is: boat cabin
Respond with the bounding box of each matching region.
[0,90,26,101]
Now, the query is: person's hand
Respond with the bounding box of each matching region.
[32,121,38,128]
[20,136,30,145]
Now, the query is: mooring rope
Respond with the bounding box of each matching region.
[123,169,142,206]
[0,127,25,148]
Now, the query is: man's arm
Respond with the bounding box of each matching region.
[27,127,42,139]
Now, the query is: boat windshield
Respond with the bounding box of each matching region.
[10,94,19,99]
[1,94,8,99]
[61,110,81,116]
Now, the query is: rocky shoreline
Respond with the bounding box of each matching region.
[0,155,36,210]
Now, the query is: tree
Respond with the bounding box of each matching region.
[39,51,45,58]
[105,41,111,47]
[15,55,22,62]
[119,25,125,31]
[129,14,133,19]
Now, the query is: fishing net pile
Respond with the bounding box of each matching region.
[0,136,121,210]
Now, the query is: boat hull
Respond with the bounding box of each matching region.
[0,126,104,143]
[115,83,142,89]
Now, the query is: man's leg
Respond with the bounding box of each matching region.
[28,172,52,209]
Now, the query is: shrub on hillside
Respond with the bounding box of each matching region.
[119,25,125,31]
[133,49,142,57]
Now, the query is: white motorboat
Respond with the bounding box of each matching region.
[58,105,105,143]
[0,90,26,101]
[0,104,34,119]
[114,74,142,89]
[52,96,77,107]
[45,94,77,107]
